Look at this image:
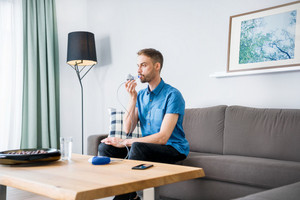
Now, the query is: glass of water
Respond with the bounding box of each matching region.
[60,137,73,160]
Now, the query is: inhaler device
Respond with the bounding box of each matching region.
[126,74,140,81]
[88,156,111,165]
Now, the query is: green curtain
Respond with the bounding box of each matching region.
[21,0,60,149]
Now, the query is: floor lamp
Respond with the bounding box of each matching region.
[66,31,97,154]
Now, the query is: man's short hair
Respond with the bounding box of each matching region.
[137,48,164,71]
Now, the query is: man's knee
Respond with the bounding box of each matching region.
[128,142,148,160]
[130,142,149,153]
[131,142,144,149]
[98,142,128,158]
[98,143,110,156]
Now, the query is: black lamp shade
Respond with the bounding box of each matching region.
[67,31,97,66]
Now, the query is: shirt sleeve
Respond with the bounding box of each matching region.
[136,91,141,108]
[165,89,185,115]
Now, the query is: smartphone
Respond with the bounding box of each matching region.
[132,164,154,170]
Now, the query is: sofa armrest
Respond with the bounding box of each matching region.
[87,134,108,156]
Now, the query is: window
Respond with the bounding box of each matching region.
[0,0,23,151]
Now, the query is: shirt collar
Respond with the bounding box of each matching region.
[147,78,165,95]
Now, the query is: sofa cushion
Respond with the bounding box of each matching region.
[182,153,300,189]
[224,106,300,162]
[157,179,264,200]
[234,181,300,200]
[183,105,227,154]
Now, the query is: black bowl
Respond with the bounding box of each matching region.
[0,148,61,165]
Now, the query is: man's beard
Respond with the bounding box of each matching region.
[139,69,156,83]
[140,75,147,83]
[140,74,153,83]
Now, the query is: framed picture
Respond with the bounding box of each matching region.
[227,1,300,72]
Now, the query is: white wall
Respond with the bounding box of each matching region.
[56,0,88,153]
[56,0,300,153]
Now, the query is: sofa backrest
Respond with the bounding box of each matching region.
[183,105,227,154]
[224,106,300,162]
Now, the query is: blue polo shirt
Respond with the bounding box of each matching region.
[136,79,189,156]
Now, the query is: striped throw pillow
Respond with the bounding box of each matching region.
[108,108,142,139]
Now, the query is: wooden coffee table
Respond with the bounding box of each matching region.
[0,154,204,200]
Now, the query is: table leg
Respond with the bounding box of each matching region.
[143,187,154,200]
[0,185,7,200]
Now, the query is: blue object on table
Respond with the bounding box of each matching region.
[88,156,111,165]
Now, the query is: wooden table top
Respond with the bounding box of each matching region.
[0,154,205,200]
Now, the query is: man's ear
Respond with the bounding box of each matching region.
[155,62,161,72]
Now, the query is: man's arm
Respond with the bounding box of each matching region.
[102,113,178,148]
[123,80,139,134]
[123,99,139,134]
[101,80,139,147]
[124,113,179,146]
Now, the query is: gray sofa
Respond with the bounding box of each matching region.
[87,105,300,200]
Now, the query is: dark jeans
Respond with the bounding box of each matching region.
[98,142,186,199]
[98,142,186,164]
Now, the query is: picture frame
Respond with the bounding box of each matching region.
[227,1,300,72]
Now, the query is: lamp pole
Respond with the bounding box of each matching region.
[69,62,95,154]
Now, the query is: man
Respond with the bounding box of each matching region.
[99,48,189,200]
